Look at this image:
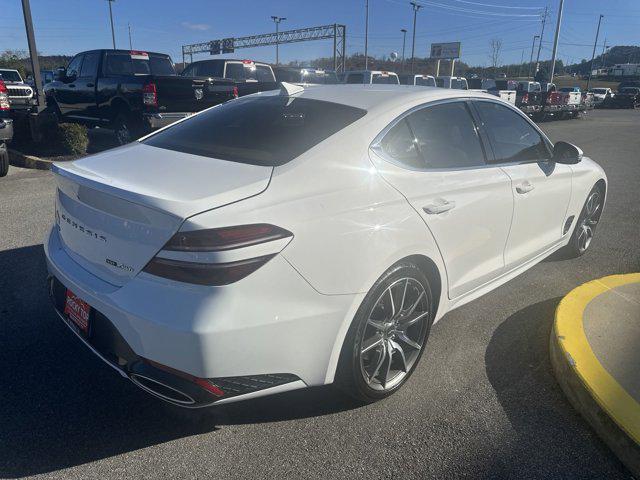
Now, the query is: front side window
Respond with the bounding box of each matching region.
[405,102,485,169]
[474,101,550,163]
[143,96,367,166]
[66,55,83,79]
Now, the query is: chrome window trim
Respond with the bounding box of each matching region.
[370,96,555,173]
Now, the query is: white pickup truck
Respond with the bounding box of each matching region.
[467,78,517,105]
[558,87,582,118]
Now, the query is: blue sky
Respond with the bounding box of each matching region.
[2,0,639,67]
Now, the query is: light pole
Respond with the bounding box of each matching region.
[586,14,604,91]
[271,16,286,65]
[106,0,116,49]
[535,6,547,77]
[601,43,610,69]
[364,0,369,70]
[400,28,407,69]
[528,35,540,79]
[549,0,564,83]
[128,22,132,50]
[410,1,422,74]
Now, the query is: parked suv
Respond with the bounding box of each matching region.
[181,59,278,97]
[44,49,237,144]
[0,68,35,112]
[0,79,13,176]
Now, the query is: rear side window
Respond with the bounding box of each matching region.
[105,52,175,76]
[143,96,367,166]
[474,101,550,163]
[405,102,485,169]
[415,76,435,87]
[378,120,422,169]
[255,65,275,82]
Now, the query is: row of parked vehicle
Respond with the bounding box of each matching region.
[1,48,638,161]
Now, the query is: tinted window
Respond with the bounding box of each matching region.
[346,73,364,84]
[66,55,83,78]
[379,119,422,169]
[225,63,246,80]
[80,52,100,78]
[105,53,133,75]
[303,71,339,84]
[105,52,175,76]
[405,102,485,169]
[143,96,367,166]
[372,74,399,85]
[436,78,445,88]
[275,68,300,83]
[475,101,550,163]
[255,65,275,82]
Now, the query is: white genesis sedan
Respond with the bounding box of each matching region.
[45,84,607,407]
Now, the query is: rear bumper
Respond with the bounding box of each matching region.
[0,119,13,142]
[520,105,541,113]
[44,225,356,406]
[143,112,193,130]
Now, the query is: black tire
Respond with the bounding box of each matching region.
[45,99,62,122]
[0,143,8,177]
[336,262,434,403]
[562,183,605,258]
[112,111,141,146]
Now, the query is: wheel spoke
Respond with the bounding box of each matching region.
[361,336,384,354]
[387,286,396,317]
[382,341,393,387]
[391,339,408,372]
[405,290,425,317]
[397,331,422,350]
[367,318,387,332]
[399,279,409,314]
[368,341,387,384]
[399,309,429,329]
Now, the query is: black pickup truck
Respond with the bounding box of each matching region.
[44,49,237,144]
[514,81,544,117]
[0,79,13,177]
[181,59,279,97]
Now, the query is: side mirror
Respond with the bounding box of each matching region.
[553,141,583,164]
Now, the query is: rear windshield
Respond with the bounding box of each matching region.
[415,76,435,87]
[590,88,607,94]
[302,72,339,84]
[143,95,367,166]
[451,79,468,90]
[0,70,22,82]
[105,52,176,76]
[225,63,275,82]
[372,74,399,85]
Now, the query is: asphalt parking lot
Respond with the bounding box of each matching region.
[0,109,638,479]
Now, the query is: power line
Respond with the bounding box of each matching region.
[451,0,543,10]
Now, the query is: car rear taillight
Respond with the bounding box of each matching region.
[522,93,529,104]
[142,224,293,286]
[0,81,9,111]
[232,86,238,98]
[142,82,157,108]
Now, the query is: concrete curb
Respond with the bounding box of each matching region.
[8,149,55,170]
[551,274,640,477]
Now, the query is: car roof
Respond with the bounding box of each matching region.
[273,84,497,112]
[345,70,398,75]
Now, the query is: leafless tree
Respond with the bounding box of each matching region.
[489,39,502,69]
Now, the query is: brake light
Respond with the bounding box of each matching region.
[242,59,254,64]
[0,81,9,111]
[142,224,293,285]
[522,93,529,104]
[232,85,238,98]
[142,82,157,108]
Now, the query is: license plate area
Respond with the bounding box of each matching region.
[63,289,92,337]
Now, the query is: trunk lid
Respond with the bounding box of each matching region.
[153,75,236,112]
[53,142,273,286]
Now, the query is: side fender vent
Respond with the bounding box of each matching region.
[563,216,575,235]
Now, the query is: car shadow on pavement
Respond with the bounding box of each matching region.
[0,245,360,478]
[484,298,630,478]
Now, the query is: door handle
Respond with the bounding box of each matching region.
[423,200,456,215]
[516,181,535,194]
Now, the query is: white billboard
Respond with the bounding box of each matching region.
[430,42,461,59]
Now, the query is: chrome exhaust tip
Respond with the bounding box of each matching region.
[129,373,196,406]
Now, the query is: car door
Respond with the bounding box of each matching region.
[370,100,514,299]
[472,100,572,268]
[76,51,100,119]
[57,54,83,115]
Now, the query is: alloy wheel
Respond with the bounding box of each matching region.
[577,190,602,253]
[358,277,430,391]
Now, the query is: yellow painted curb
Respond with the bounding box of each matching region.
[554,273,640,445]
